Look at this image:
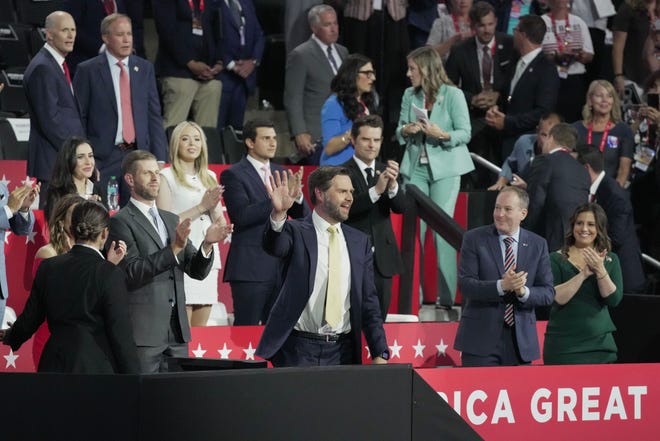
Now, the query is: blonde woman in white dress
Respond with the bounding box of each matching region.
[157,121,229,327]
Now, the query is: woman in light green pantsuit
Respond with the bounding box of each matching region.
[396,46,474,308]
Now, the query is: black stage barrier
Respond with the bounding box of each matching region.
[0,364,482,441]
[611,294,660,363]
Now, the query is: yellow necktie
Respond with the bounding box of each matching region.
[325,226,342,328]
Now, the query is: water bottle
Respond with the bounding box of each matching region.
[107,176,119,211]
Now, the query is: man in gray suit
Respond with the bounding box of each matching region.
[284,4,348,164]
[107,150,232,373]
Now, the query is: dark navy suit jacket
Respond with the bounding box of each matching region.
[220,157,309,283]
[73,53,167,177]
[455,225,554,362]
[256,215,388,364]
[217,0,265,93]
[24,47,85,181]
[152,0,224,79]
[596,175,646,292]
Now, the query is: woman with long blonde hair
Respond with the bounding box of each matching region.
[396,46,474,309]
[157,121,228,327]
[572,80,634,187]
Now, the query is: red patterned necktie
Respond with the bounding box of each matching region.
[503,236,515,327]
[117,60,136,144]
[103,0,116,15]
[62,61,72,87]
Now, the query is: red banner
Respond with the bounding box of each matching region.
[418,364,657,440]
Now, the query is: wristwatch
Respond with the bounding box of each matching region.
[377,350,390,360]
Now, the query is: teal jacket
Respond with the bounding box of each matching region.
[396,84,474,181]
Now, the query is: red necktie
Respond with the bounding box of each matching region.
[103,0,116,15]
[503,236,515,327]
[117,60,136,144]
[62,61,72,87]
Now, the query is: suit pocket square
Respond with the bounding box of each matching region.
[500,60,510,66]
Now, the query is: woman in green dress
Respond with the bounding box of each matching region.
[543,203,623,364]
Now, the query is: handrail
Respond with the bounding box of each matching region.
[470,152,501,174]
[642,253,660,271]
[398,184,465,314]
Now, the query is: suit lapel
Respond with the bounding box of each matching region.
[100,56,118,115]
[346,158,368,193]
[516,228,530,273]
[310,39,336,77]
[300,217,318,292]
[343,227,362,312]
[127,202,165,248]
[487,226,505,275]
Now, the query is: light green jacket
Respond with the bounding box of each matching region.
[396,84,474,181]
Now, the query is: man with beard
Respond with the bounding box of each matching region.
[256,166,389,367]
[107,150,232,372]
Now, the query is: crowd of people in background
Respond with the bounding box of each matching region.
[0,0,659,372]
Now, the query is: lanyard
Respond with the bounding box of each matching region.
[187,0,204,12]
[587,121,612,152]
[549,13,571,53]
[451,14,471,35]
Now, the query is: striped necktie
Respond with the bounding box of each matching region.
[503,236,515,326]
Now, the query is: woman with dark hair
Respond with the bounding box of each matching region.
[396,45,473,309]
[46,136,104,220]
[543,203,623,365]
[1,200,138,373]
[320,53,378,165]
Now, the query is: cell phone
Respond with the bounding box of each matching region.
[647,93,659,109]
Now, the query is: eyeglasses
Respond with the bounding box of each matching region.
[358,70,376,78]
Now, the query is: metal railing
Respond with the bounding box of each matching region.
[397,184,465,314]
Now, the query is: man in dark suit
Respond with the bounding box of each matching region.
[455,186,554,366]
[341,115,405,320]
[64,0,145,76]
[578,145,646,293]
[525,123,591,252]
[2,201,140,374]
[74,13,167,206]
[446,1,515,186]
[485,14,559,160]
[217,0,265,131]
[284,4,348,164]
[152,0,223,128]
[24,11,85,203]
[256,166,389,367]
[221,119,310,325]
[107,150,231,373]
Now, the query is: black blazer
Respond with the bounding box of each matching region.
[502,52,560,139]
[5,246,140,374]
[596,175,646,292]
[525,151,591,251]
[445,33,515,115]
[342,158,406,277]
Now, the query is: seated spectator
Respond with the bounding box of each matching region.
[541,0,594,122]
[156,121,229,327]
[572,80,634,187]
[488,112,562,190]
[45,137,105,221]
[577,145,646,293]
[427,0,474,60]
[543,203,623,365]
[525,122,590,251]
[1,201,139,374]
[320,54,377,165]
